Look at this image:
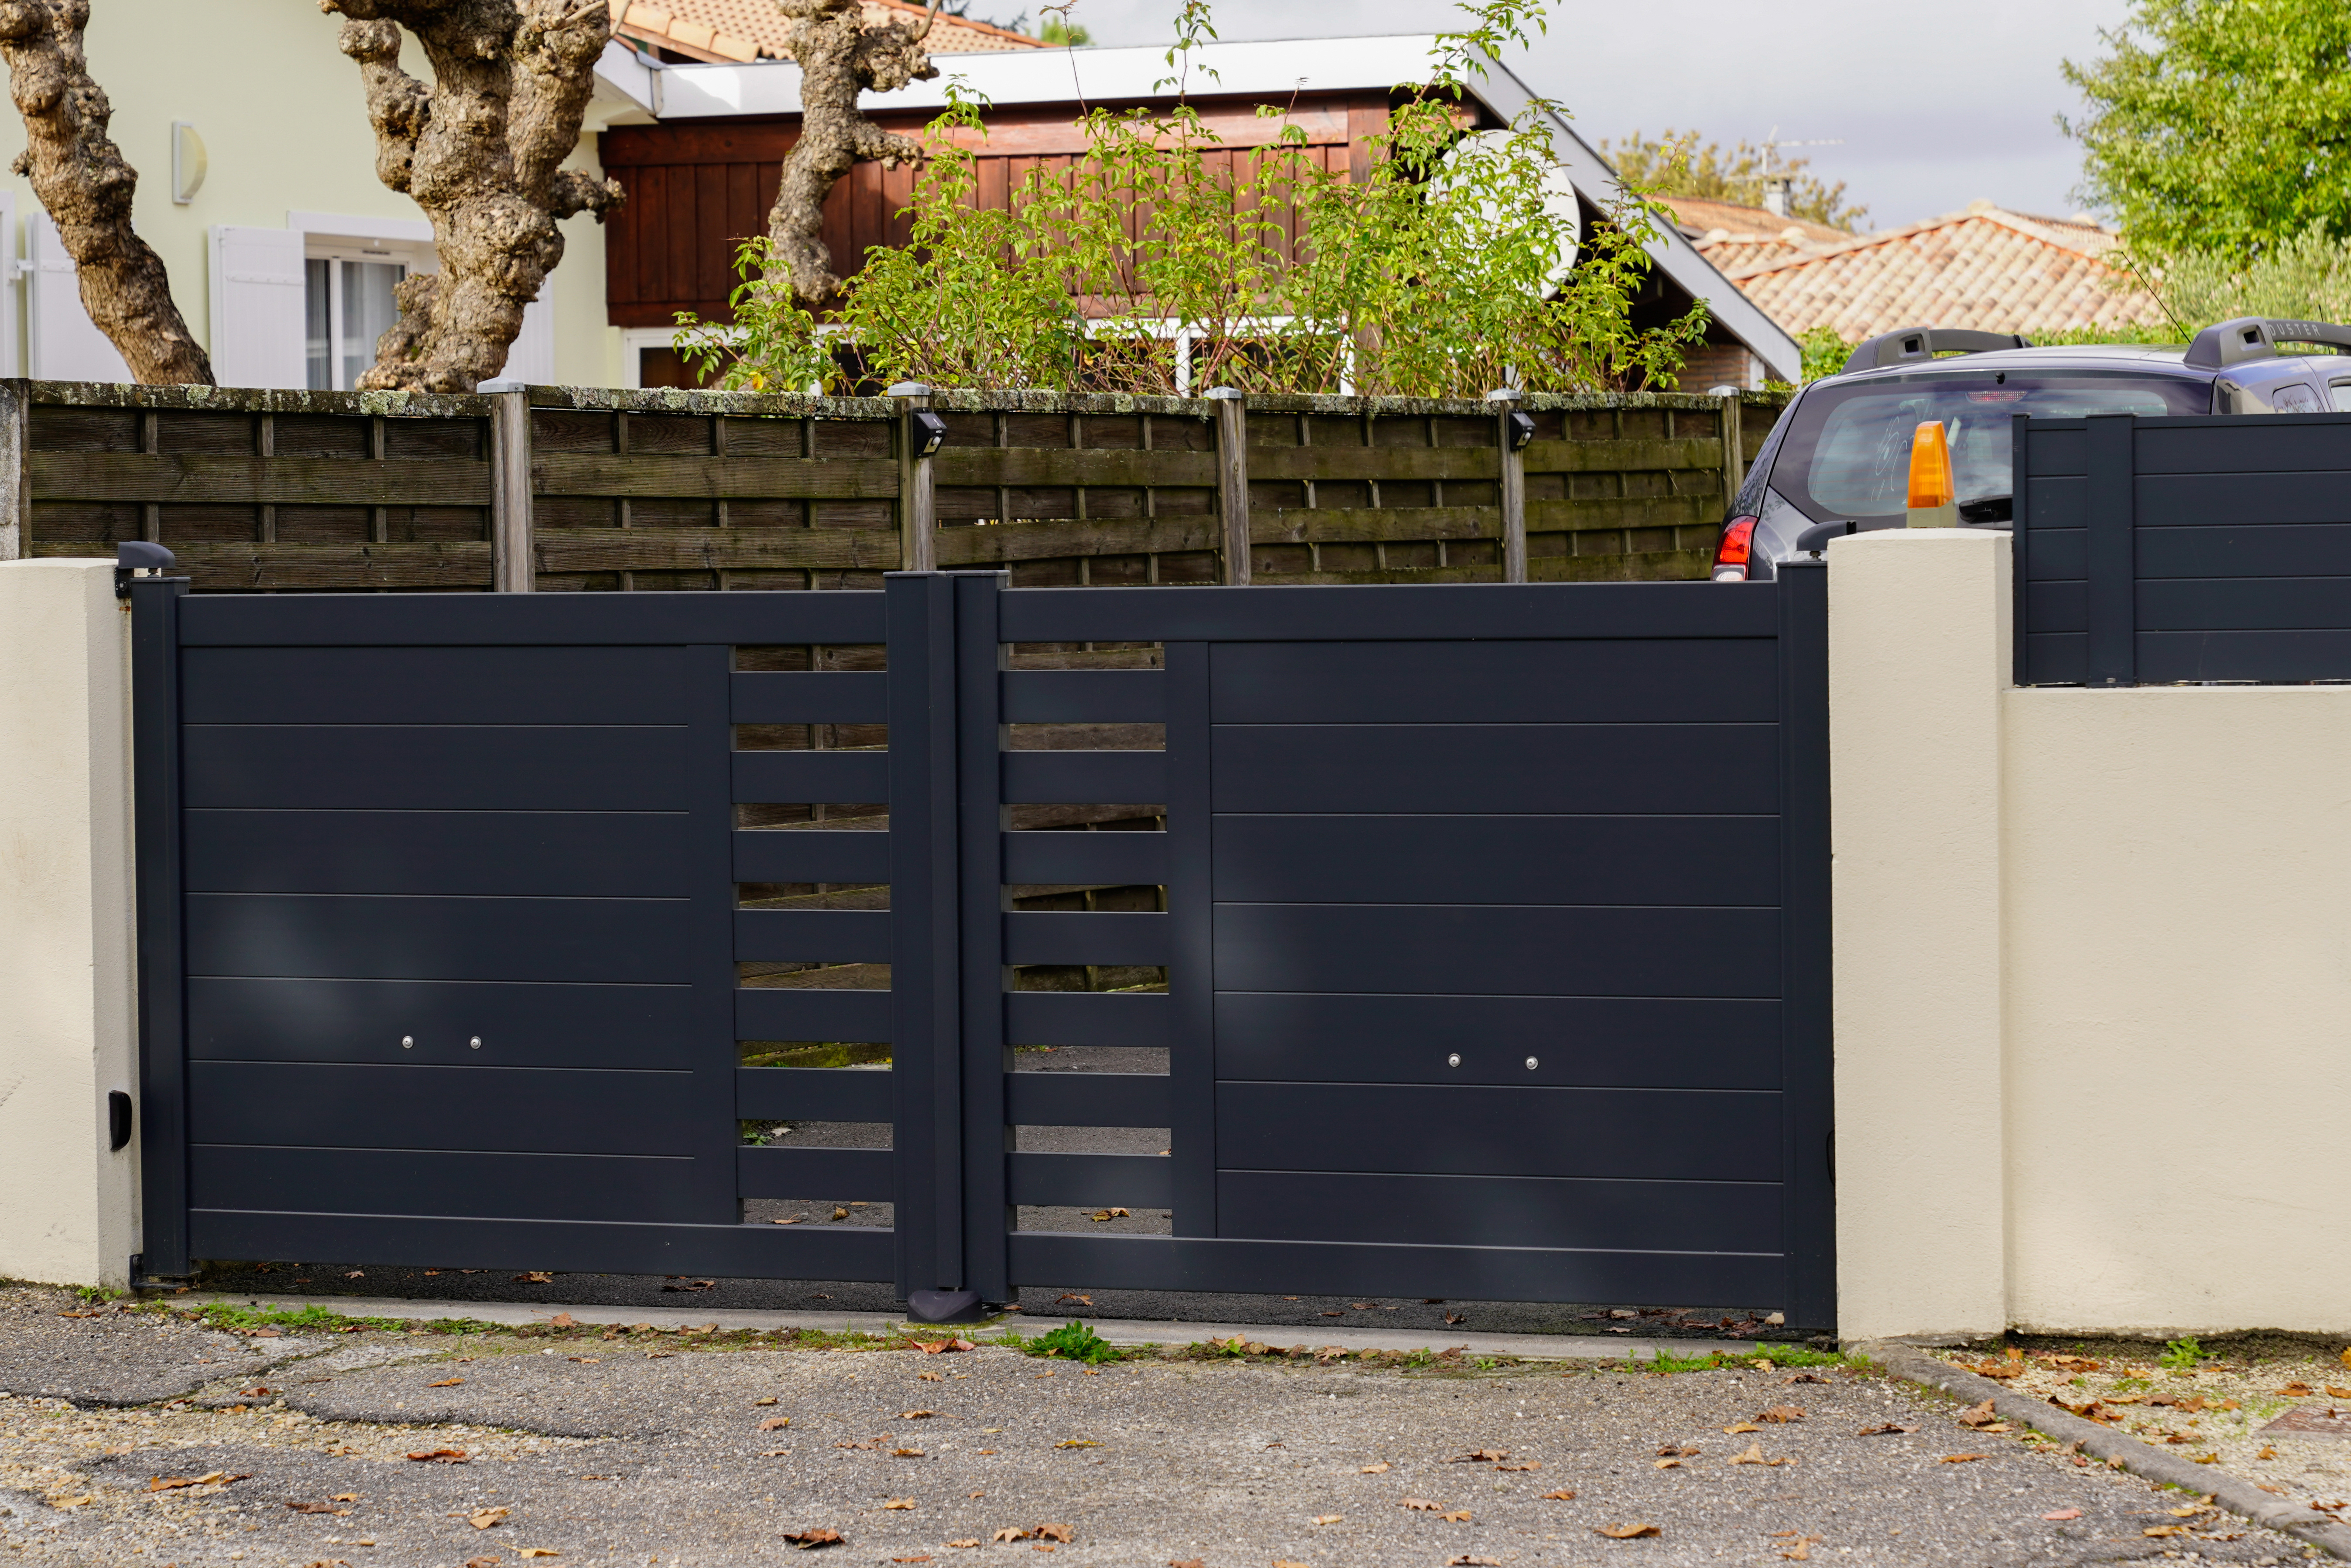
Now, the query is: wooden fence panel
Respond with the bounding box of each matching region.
[13,380,1789,594]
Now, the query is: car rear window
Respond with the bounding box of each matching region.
[1770,373,2210,523]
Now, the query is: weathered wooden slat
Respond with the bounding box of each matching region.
[531,452,901,500]
[1521,436,1723,473]
[28,452,491,506]
[1249,505,1500,545]
[1526,496,1718,531]
[1247,446,1500,484]
[931,448,1218,488]
[532,527,904,572]
[935,515,1219,565]
[35,540,493,590]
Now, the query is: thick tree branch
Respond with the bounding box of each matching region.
[0,0,211,383]
[765,0,941,306]
[322,0,623,391]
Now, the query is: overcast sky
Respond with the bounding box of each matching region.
[996,0,2142,232]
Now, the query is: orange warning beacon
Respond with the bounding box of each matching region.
[1906,421,1958,527]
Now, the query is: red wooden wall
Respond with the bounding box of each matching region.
[599,93,1400,329]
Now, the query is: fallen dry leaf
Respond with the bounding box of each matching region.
[893,1448,925,1459]
[833,1208,850,1221]
[918,1371,945,1382]
[946,1543,980,1551]
[1654,1458,1683,1470]
[1088,1209,1130,1221]
[2143,1525,2190,1538]
[1855,1422,1916,1436]
[549,1312,576,1328]
[514,1272,553,1284]
[2042,1509,2082,1521]
[1955,1400,2001,1428]
[1034,1524,1075,1544]
[1723,1421,1761,1434]
[836,1439,881,1451]
[466,1558,501,1568]
[1358,1462,1391,1474]
[2258,1445,2278,1460]
[1402,1498,1444,1511]
[754,1397,778,1407]
[1052,1439,1100,1450]
[1596,1523,1661,1539]
[884,1499,916,1510]
[1447,1557,1503,1566]
[148,1472,252,1492]
[468,1508,509,1529]
[2329,1386,2351,1399]
[1496,1460,1542,1472]
[901,1410,936,1420]
[784,1528,845,1549]
[913,1339,977,1355]
[994,1528,1029,1543]
[1312,1513,1343,1524]
[1540,1489,1578,1501]
[408,1449,469,1464]
[760,1418,792,1431]
[2279,1382,2315,1397]
[1787,1372,1830,1384]
[1441,1510,1473,1522]
[1940,1454,1987,1464]
[517,1553,560,1561]
[1757,1405,1806,1423]
[333,1495,359,1503]
[2040,1355,2101,1373]
[1445,1449,1509,1463]
[428,1379,464,1388]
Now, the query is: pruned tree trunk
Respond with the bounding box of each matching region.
[0,0,212,384]
[767,0,942,305]
[324,0,624,393]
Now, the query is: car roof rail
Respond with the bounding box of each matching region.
[1842,327,2032,374]
[2183,316,2351,369]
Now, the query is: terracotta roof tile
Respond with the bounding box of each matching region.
[612,0,1045,62]
[1699,201,2162,341]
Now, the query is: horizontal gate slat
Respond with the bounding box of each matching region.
[1213,815,1776,907]
[1216,1172,1780,1253]
[1007,1151,1172,1207]
[1214,993,1780,1090]
[2137,630,2351,683]
[175,591,888,647]
[733,986,891,1042]
[1004,989,1168,1048]
[1213,725,1778,815]
[1002,831,1168,887]
[734,909,894,963]
[737,1146,895,1199]
[730,671,890,724]
[1209,640,1778,724]
[733,750,890,804]
[1001,671,1166,722]
[1217,1082,1779,1180]
[2135,524,2351,579]
[1213,905,1780,999]
[733,829,891,885]
[189,1061,697,1154]
[1001,750,1166,805]
[184,646,689,725]
[2138,576,2351,631]
[188,894,696,984]
[192,1147,704,1225]
[735,1066,893,1121]
[1003,1232,1784,1305]
[188,810,694,898]
[186,726,694,812]
[189,977,693,1068]
[997,582,1782,644]
[1005,1072,1171,1126]
[185,1211,896,1281]
[1003,911,1169,966]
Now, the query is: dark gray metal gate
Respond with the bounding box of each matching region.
[133,566,1832,1328]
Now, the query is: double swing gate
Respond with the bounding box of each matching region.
[131,568,1834,1329]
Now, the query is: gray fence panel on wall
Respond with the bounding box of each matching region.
[2015,412,2351,685]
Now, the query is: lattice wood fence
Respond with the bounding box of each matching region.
[3,381,1785,592]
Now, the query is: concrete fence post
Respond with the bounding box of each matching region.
[1827,527,2011,1342]
[0,558,140,1288]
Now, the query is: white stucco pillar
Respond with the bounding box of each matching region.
[1828,528,2009,1342]
[0,558,140,1288]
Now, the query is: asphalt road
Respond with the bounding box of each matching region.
[0,1284,2313,1567]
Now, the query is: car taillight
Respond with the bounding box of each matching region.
[1713,515,1757,582]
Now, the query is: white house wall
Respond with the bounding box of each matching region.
[0,1,638,387]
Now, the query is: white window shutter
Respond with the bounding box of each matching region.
[504,279,555,384]
[207,226,307,389]
[27,211,132,383]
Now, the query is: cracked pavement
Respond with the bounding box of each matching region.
[0,1285,2324,1567]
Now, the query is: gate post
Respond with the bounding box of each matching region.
[0,559,145,1288]
[886,571,969,1317]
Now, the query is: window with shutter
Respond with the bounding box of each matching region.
[26,211,132,383]
[207,226,308,389]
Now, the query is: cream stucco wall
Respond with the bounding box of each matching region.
[0,0,636,386]
[1832,527,2351,1341]
[0,559,137,1289]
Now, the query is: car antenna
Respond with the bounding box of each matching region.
[2110,241,2190,342]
